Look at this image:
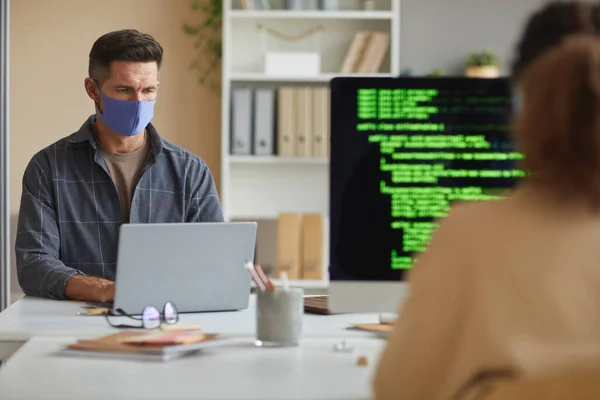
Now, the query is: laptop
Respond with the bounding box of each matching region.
[110,222,257,314]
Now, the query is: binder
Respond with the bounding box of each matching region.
[253,88,275,156]
[277,87,296,157]
[301,213,328,280]
[296,87,313,158]
[312,87,329,158]
[276,213,303,279]
[231,87,253,155]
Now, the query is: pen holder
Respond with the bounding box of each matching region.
[255,287,304,347]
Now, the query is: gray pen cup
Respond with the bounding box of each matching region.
[255,287,304,347]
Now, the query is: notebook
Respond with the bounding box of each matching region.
[349,323,393,334]
[62,331,235,362]
[304,295,334,315]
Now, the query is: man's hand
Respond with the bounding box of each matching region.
[64,275,115,303]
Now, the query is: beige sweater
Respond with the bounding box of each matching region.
[372,186,600,400]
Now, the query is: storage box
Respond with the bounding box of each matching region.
[264,52,321,76]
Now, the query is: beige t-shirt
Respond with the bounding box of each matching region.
[98,134,149,222]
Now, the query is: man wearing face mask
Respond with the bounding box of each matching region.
[14,29,224,302]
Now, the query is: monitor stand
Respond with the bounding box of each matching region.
[329,281,408,314]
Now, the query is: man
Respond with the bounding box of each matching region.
[15,29,223,302]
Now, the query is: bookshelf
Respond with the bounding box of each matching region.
[221,0,401,288]
[230,72,395,82]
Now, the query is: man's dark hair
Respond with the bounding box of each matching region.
[511,1,600,80]
[88,29,163,83]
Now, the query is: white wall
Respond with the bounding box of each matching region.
[399,0,548,75]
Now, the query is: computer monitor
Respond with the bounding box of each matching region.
[328,77,522,313]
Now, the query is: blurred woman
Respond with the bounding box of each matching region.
[510,1,600,79]
[372,3,600,400]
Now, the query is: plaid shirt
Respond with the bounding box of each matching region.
[15,116,224,299]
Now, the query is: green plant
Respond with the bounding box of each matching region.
[466,49,499,68]
[426,68,445,77]
[182,0,222,92]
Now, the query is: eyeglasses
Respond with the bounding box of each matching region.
[105,301,179,330]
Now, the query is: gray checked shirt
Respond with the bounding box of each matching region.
[15,115,224,299]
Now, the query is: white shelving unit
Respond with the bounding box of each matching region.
[221,0,401,288]
[230,72,395,82]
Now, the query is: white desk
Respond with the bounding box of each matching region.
[0,295,382,361]
[0,336,386,400]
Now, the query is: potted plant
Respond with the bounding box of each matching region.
[426,68,445,77]
[465,49,499,78]
[182,0,222,93]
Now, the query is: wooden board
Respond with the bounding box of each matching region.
[350,323,394,335]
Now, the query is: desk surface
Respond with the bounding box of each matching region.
[0,336,385,400]
[0,295,381,341]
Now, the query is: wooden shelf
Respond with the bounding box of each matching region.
[229,10,394,20]
[230,72,395,83]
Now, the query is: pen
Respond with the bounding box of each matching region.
[280,271,289,292]
[245,262,266,291]
[254,264,275,291]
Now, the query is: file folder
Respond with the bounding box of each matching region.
[312,87,329,158]
[253,88,275,156]
[231,88,253,155]
[277,87,296,157]
[296,87,313,158]
[276,213,303,279]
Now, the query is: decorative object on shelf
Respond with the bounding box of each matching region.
[399,68,413,76]
[426,68,445,77]
[258,23,324,77]
[362,0,375,10]
[465,49,500,78]
[182,0,222,92]
[320,0,339,10]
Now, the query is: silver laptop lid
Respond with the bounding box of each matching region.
[113,222,257,314]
